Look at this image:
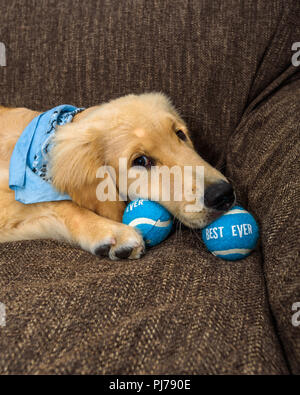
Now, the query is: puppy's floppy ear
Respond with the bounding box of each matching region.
[51,118,126,220]
[50,120,104,196]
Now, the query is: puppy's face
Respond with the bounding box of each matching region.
[53,93,235,228]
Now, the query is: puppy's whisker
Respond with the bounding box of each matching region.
[190,227,203,247]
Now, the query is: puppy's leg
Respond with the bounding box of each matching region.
[52,201,145,260]
[0,196,145,260]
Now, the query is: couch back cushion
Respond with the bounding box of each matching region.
[0,0,298,164]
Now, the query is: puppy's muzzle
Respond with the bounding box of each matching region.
[204,180,235,211]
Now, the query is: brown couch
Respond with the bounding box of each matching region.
[0,0,299,374]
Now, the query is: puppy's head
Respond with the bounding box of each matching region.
[51,93,235,228]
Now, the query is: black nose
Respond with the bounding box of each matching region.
[204,181,235,211]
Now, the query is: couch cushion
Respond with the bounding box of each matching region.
[0,234,288,374]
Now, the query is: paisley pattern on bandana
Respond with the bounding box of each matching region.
[31,108,84,182]
[9,105,84,204]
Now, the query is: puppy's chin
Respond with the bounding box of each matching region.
[175,208,225,229]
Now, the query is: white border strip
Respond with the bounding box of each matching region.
[212,248,252,256]
[129,218,172,228]
[223,209,248,216]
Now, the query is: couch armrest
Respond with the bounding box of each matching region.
[227,76,300,373]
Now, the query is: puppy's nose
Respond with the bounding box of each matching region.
[204,180,235,211]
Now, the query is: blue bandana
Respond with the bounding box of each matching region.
[9,105,84,204]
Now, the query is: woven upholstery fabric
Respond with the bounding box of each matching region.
[0,237,288,374]
[0,0,299,374]
[1,0,299,165]
[227,78,300,374]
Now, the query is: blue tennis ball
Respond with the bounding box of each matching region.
[122,199,173,247]
[201,205,259,260]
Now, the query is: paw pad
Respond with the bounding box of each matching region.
[114,247,133,259]
[94,244,111,257]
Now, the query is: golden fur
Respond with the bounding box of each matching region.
[0,93,229,259]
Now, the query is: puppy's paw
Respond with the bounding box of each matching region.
[93,224,145,260]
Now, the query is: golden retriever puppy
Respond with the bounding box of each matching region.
[0,93,235,260]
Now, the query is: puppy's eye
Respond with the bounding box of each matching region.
[176,130,187,141]
[132,155,155,168]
